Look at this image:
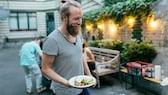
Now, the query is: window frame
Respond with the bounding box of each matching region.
[9,12,37,32]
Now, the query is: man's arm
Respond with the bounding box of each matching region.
[41,53,70,87]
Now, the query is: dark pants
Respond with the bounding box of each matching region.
[79,88,90,95]
[42,76,51,89]
[88,62,95,70]
[51,91,55,95]
[51,88,90,95]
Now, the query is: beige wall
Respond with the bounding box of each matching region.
[37,12,46,37]
[0,20,10,36]
[54,10,61,30]
[8,1,58,11]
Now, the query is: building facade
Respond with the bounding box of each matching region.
[0,0,62,41]
[0,0,104,41]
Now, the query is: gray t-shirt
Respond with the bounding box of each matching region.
[43,29,84,95]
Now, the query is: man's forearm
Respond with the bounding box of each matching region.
[42,68,69,87]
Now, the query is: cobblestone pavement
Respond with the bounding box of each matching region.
[0,44,145,95]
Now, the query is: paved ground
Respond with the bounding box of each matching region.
[0,43,145,95]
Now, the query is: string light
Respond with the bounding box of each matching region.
[128,17,135,26]
[150,20,157,27]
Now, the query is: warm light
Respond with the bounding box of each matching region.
[86,25,92,31]
[96,21,104,30]
[150,21,157,27]
[128,17,135,26]
[128,19,134,24]
[85,20,93,32]
[108,20,117,33]
[109,25,116,32]
[97,23,104,30]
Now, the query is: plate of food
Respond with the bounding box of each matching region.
[69,75,96,88]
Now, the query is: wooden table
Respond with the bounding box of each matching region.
[120,68,162,89]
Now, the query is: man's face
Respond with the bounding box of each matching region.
[66,6,82,37]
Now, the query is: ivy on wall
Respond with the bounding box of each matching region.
[82,0,157,25]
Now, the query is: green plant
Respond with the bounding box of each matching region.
[88,40,100,47]
[97,30,103,40]
[104,0,127,6]
[121,39,157,65]
[101,40,124,51]
[88,39,124,52]
[82,0,156,25]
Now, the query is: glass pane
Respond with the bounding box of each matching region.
[10,13,17,16]
[28,13,36,16]
[9,17,18,30]
[29,16,37,29]
[28,13,37,29]
[18,13,28,29]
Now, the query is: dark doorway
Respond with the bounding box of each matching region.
[46,12,55,35]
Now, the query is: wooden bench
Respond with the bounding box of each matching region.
[89,47,120,88]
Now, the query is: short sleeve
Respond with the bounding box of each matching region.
[35,44,42,54]
[43,37,59,56]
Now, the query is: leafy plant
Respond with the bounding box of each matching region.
[88,39,157,66]
[82,0,156,25]
[121,39,157,65]
[101,40,124,52]
[88,39,124,52]
[104,0,127,6]
[88,40,101,48]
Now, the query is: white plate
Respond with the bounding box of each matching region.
[69,75,96,88]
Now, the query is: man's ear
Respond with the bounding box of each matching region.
[62,15,67,21]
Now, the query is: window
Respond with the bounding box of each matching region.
[9,12,37,32]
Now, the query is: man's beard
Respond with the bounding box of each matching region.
[66,19,80,37]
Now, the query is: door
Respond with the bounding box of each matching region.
[46,12,55,36]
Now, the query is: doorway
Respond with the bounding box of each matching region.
[46,12,55,35]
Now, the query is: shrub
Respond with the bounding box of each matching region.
[88,39,157,66]
[121,39,157,65]
[88,39,124,52]
[88,40,101,47]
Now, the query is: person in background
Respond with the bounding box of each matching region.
[37,40,51,90]
[19,37,46,94]
[82,39,96,71]
[42,1,94,95]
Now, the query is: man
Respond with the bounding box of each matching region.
[20,37,46,94]
[42,1,94,95]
